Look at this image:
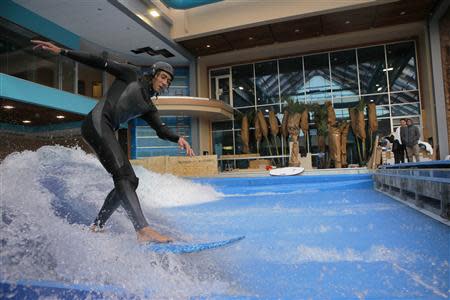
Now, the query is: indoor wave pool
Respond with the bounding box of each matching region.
[1,146,449,299]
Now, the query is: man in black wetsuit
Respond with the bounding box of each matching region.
[32,40,194,243]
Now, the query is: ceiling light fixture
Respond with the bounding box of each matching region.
[248,37,254,40]
[238,86,244,90]
[2,105,14,109]
[294,29,300,33]
[149,9,160,17]
[400,11,406,15]
[56,115,65,119]
[22,120,31,124]
[206,44,211,48]
[345,20,351,24]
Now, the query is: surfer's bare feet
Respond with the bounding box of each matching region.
[137,227,172,244]
[89,224,105,233]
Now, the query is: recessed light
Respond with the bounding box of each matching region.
[206,44,211,48]
[400,11,406,15]
[345,20,351,24]
[149,9,160,17]
[56,115,65,119]
[248,37,254,40]
[2,105,14,109]
[294,29,300,33]
[22,120,31,124]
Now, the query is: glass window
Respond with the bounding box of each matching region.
[390,91,419,104]
[61,57,75,93]
[234,107,256,130]
[377,118,391,137]
[335,109,350,120]
[255,60,279,105]
[391,103,420,116]
[333,96,360,110]
[232,64,255,107]
[330,50,358,97]
[212,121,233,131]
[304,53,331,102]
[77,64,103,98]
[358,46,388,94]
[213,131,234,155]
[279,57,305,102]
[257,104,281,115]
[361,94,389,105]
[386,41,418,91]
[0,18,59,89]
[376,106,390,118]
[234,129,257,155]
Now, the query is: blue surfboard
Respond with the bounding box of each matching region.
[143,236,245,254]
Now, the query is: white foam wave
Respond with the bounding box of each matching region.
[0,146,234,298]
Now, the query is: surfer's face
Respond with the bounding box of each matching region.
[152,71,172,93]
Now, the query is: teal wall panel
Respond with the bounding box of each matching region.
[0,73,96,115]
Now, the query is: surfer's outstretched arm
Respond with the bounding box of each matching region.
[31,40,136,81]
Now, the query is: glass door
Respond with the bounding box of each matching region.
[215,75,231,105]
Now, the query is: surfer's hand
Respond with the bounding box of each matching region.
[178,137,195,156]
[31,40,62,55]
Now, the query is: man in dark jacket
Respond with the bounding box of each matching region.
[400,118,421,162]
[32,40,194,244]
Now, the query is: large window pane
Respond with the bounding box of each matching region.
[331,50,358,97]
[255,60,279,105]
[0,18,59,89]
[376,106,390,118]
[391,103,420,116]
[234,107,256,130]
[358,46,388,94]
[257,105,282,116]
[78,64,103,98]
[386,41,418,91]
[304,54,331,103]
[61,57,75,93]
[377,118,391,136]
[333,96,360,121]
[212,121,232,131]
[232,64,255,107]
[390,91,419,104]
[361,94,389,105]
[213,131,234,155]
[279,57,305,102]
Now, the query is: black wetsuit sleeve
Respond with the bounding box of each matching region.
[62,50,136,82]
[141,111,180,143]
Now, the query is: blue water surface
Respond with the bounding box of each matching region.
[2,173,449,299]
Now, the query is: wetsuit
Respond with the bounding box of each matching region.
[61,50,179,230]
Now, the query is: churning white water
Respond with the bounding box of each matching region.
[0,146,237,298]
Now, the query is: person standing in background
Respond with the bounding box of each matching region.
[400,118,421,162]
[392,119,407,163]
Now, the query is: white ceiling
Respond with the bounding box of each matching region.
[13,0,192,66]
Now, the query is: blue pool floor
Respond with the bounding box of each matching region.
[170,174,449,299]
